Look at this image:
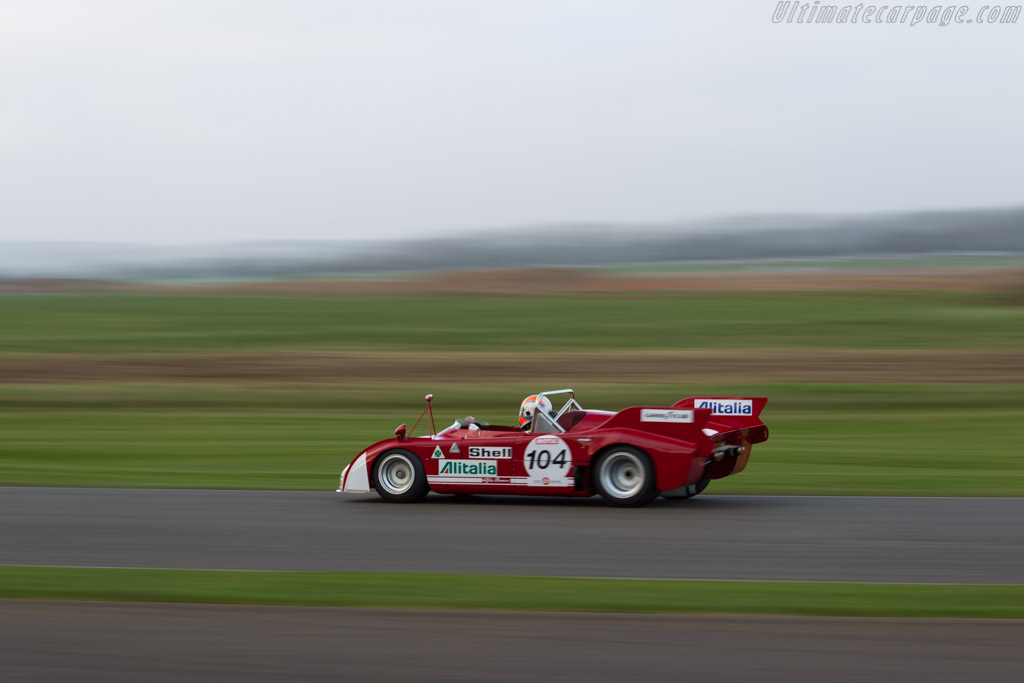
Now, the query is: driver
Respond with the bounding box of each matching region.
[519,394,553,431]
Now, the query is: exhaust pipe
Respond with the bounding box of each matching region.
[708,445,744,463]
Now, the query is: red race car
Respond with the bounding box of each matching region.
[337,389,769,507]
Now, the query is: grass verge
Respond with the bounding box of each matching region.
[1,566,1021,618]
[2,382,1022,494]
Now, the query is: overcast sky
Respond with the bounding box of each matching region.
[1,0,1022,244]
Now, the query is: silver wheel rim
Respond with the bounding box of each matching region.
[600,451,646,499]
[378,454,415,495]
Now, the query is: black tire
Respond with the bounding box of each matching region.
[592,446,658,507]
[373,450,429,503]
[661,476,710,500]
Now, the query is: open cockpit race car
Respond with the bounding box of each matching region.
[337,390,769,507]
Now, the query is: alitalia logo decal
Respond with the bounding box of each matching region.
[694,399,753,416]
[438,461,497,476]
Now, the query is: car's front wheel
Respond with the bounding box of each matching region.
[592,446,658,507]
[373,450,429,503]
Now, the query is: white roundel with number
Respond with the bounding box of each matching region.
[524,435,573,487]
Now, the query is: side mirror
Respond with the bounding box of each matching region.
[394,423,407,440]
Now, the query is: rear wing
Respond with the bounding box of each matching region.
[671,396,769,445]
[671,396,767,421]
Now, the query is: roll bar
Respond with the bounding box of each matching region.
[529,389,583,434]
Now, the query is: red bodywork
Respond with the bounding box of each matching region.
[339,396,769,498]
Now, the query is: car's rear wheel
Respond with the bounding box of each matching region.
[661,476,710,500]
[593,446,658,507]
[373,450,429,503]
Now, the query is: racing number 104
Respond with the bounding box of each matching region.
[525,449,567,469]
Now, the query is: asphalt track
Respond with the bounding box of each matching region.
[2,487,1023,582]
[3,601,1023,683]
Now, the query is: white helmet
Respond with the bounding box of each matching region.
[519,394,553,429]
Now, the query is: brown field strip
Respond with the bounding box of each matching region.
[3,349,1022,384]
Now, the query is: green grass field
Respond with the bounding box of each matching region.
[1,566,1021,618]
[1,288,1022,494]
[2,290,1023,353]
[1,382,1022,494]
